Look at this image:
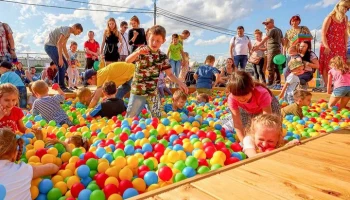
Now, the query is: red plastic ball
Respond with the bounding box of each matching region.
[154,143,165,153]
[84,152,97,161]
[215,142,225,150]
[154,152,163,162]
[119,180,133,194]
[206,131,217,141]
[204,146,216,159]
[52,83,59,90]
[115,142,125,150]
[220,148,231,160]
[35,148,47,158]
[96,173,109,189]
[75,159,86,168]
[230,142,243,152]
[196,130,206,138]
[225,157,240,165]
[71,183,85,198]
[143,152,153,159]
[138,170,148,179]
[103,184,119,198]
[158,166,173,181]
[119,133,129,142]
[198,159,209,167]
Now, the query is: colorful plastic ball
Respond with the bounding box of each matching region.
[103,184,119,199]
[90,190,106,200]
[47,188,62,200]
[119,180,133,194]
[173,160,186,171]
[144,171,158,186]
[132,178,146,192]
[77,189,91,200]
[96,173,109,189]
[0,184,6,200]
[54,181,68,195]
[86,183,99,192]
[119,167,133,181]
[174,173,187,182]
[77,165,90,179]
[185,156,199,169]
[123,188,139,199]
[39,179,53,194]
[158,166,173,181]
[86,158,98,170]
[197,166,210,174]
[71,183,85,198]
[182,167,196,178]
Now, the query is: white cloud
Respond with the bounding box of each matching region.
[43,9,90,26]
[13,32,31,52]
[305,0,338,9]
[195,35,231,46]
[271,2,282,9]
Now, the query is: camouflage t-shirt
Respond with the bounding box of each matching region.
[131,47,172,96]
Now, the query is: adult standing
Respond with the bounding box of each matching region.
[119,21,131,61]
[128,16,147,52]
[251,29,267,84]
[319,0,350,90]
[84,31,100,70]
[0,21,16,62]
[229,26,252,70]
[253,18,283,89]
[44,23,83,93]
[101,18,123,66]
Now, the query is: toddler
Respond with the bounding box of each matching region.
[0,61,27,108]
[164,90,193,115]
[279,60,304,104]
[88,81,126,118]
[76,87,92,107]
[31,80,72,126]
[327,56,350,109]
[243,114,299,158]
[196,93,209,104]
[0,128,59,199]
[67,41,80,90]
[194,55,220,95]
[281,90,312,119]
[27,82,37,109]
[0,84,26,133]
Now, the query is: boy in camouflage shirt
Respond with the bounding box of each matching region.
[125,25,188,118]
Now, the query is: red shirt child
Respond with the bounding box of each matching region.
[0,106,24,132]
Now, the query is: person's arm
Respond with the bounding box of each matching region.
[321,16,332,52]
[85,47,98,57]
[193,73,198,80]
[56,86,65,97]
[262,105,272,114]
[130,29,139,44]
[164,68,188,94]
[25,70,33,82]
[101,33,106,56]
[88,103,102,117]
[248,40,252,53]
[5,24,16,58]
[230,107,244,142]
[167,46,170,58]
[244,148,258,158]
[229,42,234,58]
[125,46,149,63]
[118,33,123,54]
[213,73,220,86]
[88,87,103,108]
[305,56,320,69]
[32,164,59,179]
[327,73,333,94]
[56,34,67,67]
[62,38,70,62]
[254,36,269,49]
[17,118,26,133]
[278,82,289,99]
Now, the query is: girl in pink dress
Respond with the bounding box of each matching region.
[319,0,350,90]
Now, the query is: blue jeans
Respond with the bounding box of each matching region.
[17,86,27,109]
[116,78,132,99]
[44,45,68,88]
[234,55,248,70]
[126,94,161,118]
[298,71,313,85]
[170,59,181,77]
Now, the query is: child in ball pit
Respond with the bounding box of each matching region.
[76,87,92,107]
[31,80,73,126]
[243,114,300,158]
[46,135,90,153]
[193,55,220,96]
[0,83,26,133]
[196,93,210,104]
[281,90,312,119]
[27,82,37,110]
[0,128,59,200]
[164,90,194,116]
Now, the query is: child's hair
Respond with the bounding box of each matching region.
[77,87,92,101]
[173,90,187,101]
[0,128,24,161]
[68,135,90,150]
[28,82,34,93]
[70,41,78,47]
[102,81,117,95]
[0,61,13,70]
[172,34,179,39]
[145,28,150,38]
[254,29,262,35]
[329,56,350,74]
[105,18,119,38]
[182,30,190,35]
[120,21,128,27]
[293,90,312,101]
[148,25,166,40]
[226,71,273,96]
[130,15,140,25]
[205,55,215,64]
[73,23,83,32]
[197,93,209,103]
[50,61,55,66]
[246,114,283,147]
[31,80,49,96]
[0,83,19,99]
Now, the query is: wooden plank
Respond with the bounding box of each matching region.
[244,159,350,199]
[301,141,350,157]
[144,184,218,200]
[191,174,282,200]
[223,168,340,200]
[268,152,350,182]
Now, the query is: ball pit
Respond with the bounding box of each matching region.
[13,91,350,199]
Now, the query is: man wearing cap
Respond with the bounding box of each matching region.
[253,18,284,89]
[84,62,135,108]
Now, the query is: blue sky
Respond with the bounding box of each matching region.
[0,0,344,62]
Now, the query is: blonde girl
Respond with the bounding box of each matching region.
[67,41,80,90]
[327,56,350,109]
[101,18,123,65]
[0,84,26,133]
[0,129,59,199]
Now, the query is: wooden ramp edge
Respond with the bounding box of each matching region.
[130,129,350,200]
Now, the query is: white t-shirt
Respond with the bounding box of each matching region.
[286,73,300,96]
[242,136,255,152]
[0,160,33,200]
[230,35,251,56]
[119,31,131,56]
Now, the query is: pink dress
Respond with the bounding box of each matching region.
[319,17,347,73]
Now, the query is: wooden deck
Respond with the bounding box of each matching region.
[131,129,350,200]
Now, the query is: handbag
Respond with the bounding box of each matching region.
[248,51,262,64]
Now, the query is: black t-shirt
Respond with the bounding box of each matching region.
[128,28,147,46]
[90,98,126,118]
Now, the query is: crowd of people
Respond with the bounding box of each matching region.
[0,1,350,198]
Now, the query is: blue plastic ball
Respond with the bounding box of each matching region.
[78,189,92,200]
[0,184,6,200]
[123,188,139,199]
[144,171,158,186]
[77,165,90,179]
[38,179,53,194]
[142,143,153,153]
[96,147,106,158]
[36,193,47,200]
[124,145,135,156]
[161,118,170,126]
[81,177,92,187]
[182,167,196,178]
[102,153,113,163]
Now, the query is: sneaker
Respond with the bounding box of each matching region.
[69,87,75,90]
[62,88,73,93]
[74,86,79,90]
[273,84,282,90]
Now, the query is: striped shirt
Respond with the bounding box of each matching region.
[32,94,72,125]
[0,22,12,56]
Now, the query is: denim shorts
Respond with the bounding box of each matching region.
[332,86,350,97]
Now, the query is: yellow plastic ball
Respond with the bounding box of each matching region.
[213,151,226,162]
[61,169,73,179]
[69,156,80,164]
[119,166,133,181]
[26,149,36,159]
[31,178,42,187]
[61,152,72,163]
[193,149,206,159]
[132,178,146,192]
[112,157,126,169]
[51,175,63,185]
[65,163,76,173]
[105,166,120,178]
[41,154,56,164]
[28,156,40,163]
[30,186,39,199]
[33,140,45,150]
[55,181,68,194]
[98,162,110,173]
[147,184,160,192]
[105,177,119,187]
[67,176,80,189]
[127,156,139,168]
[108,194,123,200]
[167,151,180,163]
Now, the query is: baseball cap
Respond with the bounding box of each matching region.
[289,60,304,71]
[0,61,13,69]
[83,69,97,85]
[262,18,274,25]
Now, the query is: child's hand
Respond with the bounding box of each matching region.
[178,82,189,94]
[133,30,139,37]
[137,46,149,55]
[0,105,8,119]
[286,139,301,146]
[278,93,284,99]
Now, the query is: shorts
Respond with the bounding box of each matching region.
[332,86,350,97]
